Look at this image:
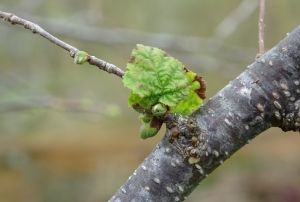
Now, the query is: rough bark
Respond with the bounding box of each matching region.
[109,26,300,201]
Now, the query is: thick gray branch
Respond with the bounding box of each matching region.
[110,26,300,201]
[0,11,124,78]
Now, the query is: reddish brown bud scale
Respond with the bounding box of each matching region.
[150,116,163,131]
[195,75,207,99]
[183,66,207,100]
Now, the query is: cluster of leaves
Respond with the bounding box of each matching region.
[123,44,205,139]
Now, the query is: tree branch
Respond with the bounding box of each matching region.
[109,26,300,201]
[0,11,124,78]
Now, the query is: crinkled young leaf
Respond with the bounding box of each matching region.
[123,44,204,116]
[172,87,203,115]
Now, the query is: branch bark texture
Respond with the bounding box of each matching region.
[110,26,300,201]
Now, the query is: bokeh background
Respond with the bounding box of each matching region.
[1,0,300,202]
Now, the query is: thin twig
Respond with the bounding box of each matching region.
[0,11,124,78]
[258,0,265,55]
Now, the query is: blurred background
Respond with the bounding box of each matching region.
[1,0,300,201]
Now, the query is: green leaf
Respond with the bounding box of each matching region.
[172,88,203,115]
[74,51,89,64]
[123,44,205,138]
[140,121,159,139]
[123,44,204,114]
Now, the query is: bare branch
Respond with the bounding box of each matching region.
[258,0,266,55]
[0,11,124,78]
